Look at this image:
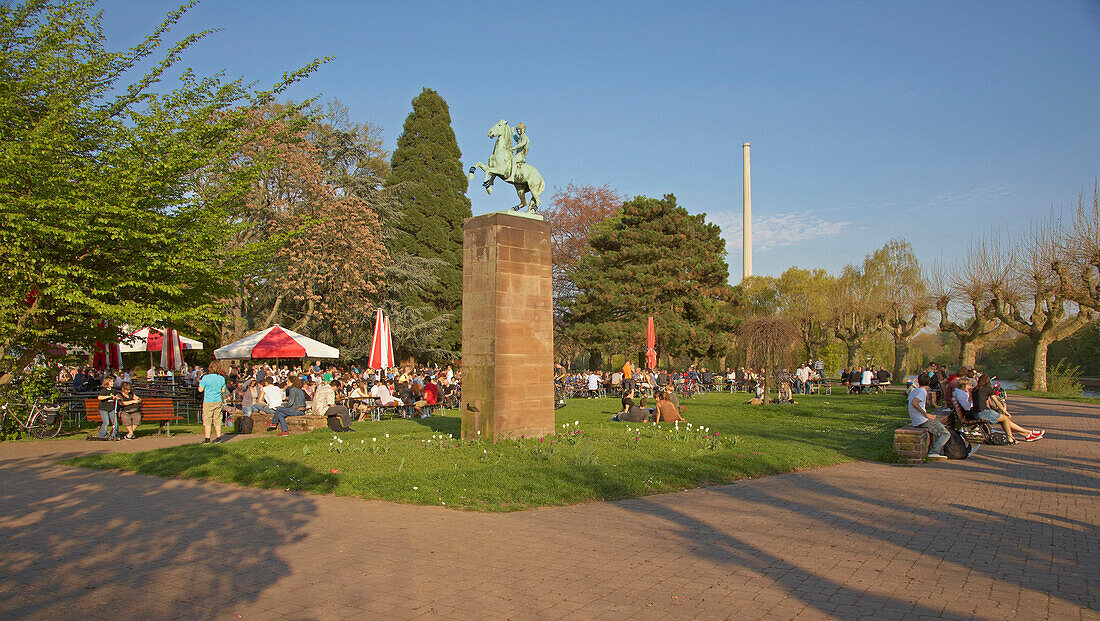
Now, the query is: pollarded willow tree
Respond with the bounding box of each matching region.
[565,194,739,368]
[1054,185,1100,313]
[979,227,1093,392]
[0,0,322,382]
[930,260,1006,368]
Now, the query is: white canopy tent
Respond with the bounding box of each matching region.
[213,325,339,360]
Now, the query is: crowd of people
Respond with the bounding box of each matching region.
[839,366,892,393]
[558,359,834,409]
[906,363,1044,460]
[59,360,461,441]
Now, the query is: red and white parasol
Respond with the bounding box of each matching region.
[92,320,123,371]
[368,309,395,370]
[213,325,339,360]
[160,328,184,370]
[120,327,203,353]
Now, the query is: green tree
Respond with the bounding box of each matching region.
[384,88,471,357]
[565,194,739,366]
[734,276,782,317]
[0,0,320,382]
[776,267,835,359]
[862,239,929,381]
[829,265,886,368]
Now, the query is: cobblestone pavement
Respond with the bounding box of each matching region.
[0,396,1096,620]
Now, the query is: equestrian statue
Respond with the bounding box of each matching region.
[468,120,546,213]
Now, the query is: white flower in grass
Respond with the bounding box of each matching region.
[372,437,377,442]
[574,421,579,426]
[483,449,487,454]
[413,486,418,490]
[337,438,343,444]
[360,440,364,444]
[385,433,390,438]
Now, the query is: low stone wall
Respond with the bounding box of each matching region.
[247,411,327,433]
[893,425,930,465]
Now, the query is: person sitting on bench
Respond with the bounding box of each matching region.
[270,376,306,436]
[963,375,1044,444]
[118,381,142,440]
[315,379,352,431]
[909,374,950,461]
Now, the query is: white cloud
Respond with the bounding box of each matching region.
[711,211,851,253]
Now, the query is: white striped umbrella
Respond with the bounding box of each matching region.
[368,309,395,369]
[213,325,339,360]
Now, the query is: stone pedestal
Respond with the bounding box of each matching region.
[893,425,931,465]
[461,212,554,441]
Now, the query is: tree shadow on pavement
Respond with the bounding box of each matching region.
[0,450,319,620]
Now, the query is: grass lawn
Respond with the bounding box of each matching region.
[66,392,905,512]
[1007,390,1100,405]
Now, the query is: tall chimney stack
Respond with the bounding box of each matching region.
[742,142,752,279]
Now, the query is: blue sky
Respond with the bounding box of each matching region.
[99,0,1100,280]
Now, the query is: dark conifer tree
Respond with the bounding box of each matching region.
[565,195,739,365]
[385,88,471,355]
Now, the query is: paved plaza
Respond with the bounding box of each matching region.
[0,396,1096,620]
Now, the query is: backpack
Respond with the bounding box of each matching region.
[942,429,972,459]
[986,430,1011,445]
[236,416,253,435]
[326,415,352,432]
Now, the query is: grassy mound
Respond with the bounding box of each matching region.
[66,392,903,512]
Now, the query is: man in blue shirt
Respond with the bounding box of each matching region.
[198,361,228,444]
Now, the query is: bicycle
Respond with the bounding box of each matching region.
[0,398,65,439]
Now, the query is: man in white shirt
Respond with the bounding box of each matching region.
[586,372,601,398]
[795,364,810,395]
[256,377,284,416]
[908,375,951,461]
[861,367,873,391]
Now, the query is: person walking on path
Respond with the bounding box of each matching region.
[197,360,228,444]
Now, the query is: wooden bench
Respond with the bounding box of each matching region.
[85,397,182,436]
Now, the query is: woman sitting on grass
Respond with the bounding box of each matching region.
[653,391,683,423]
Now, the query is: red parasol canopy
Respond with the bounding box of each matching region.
[93,320,123,371]
[645,317,657,371]
[213,325,339,360]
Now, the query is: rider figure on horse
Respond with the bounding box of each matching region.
[509,123,528,182]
